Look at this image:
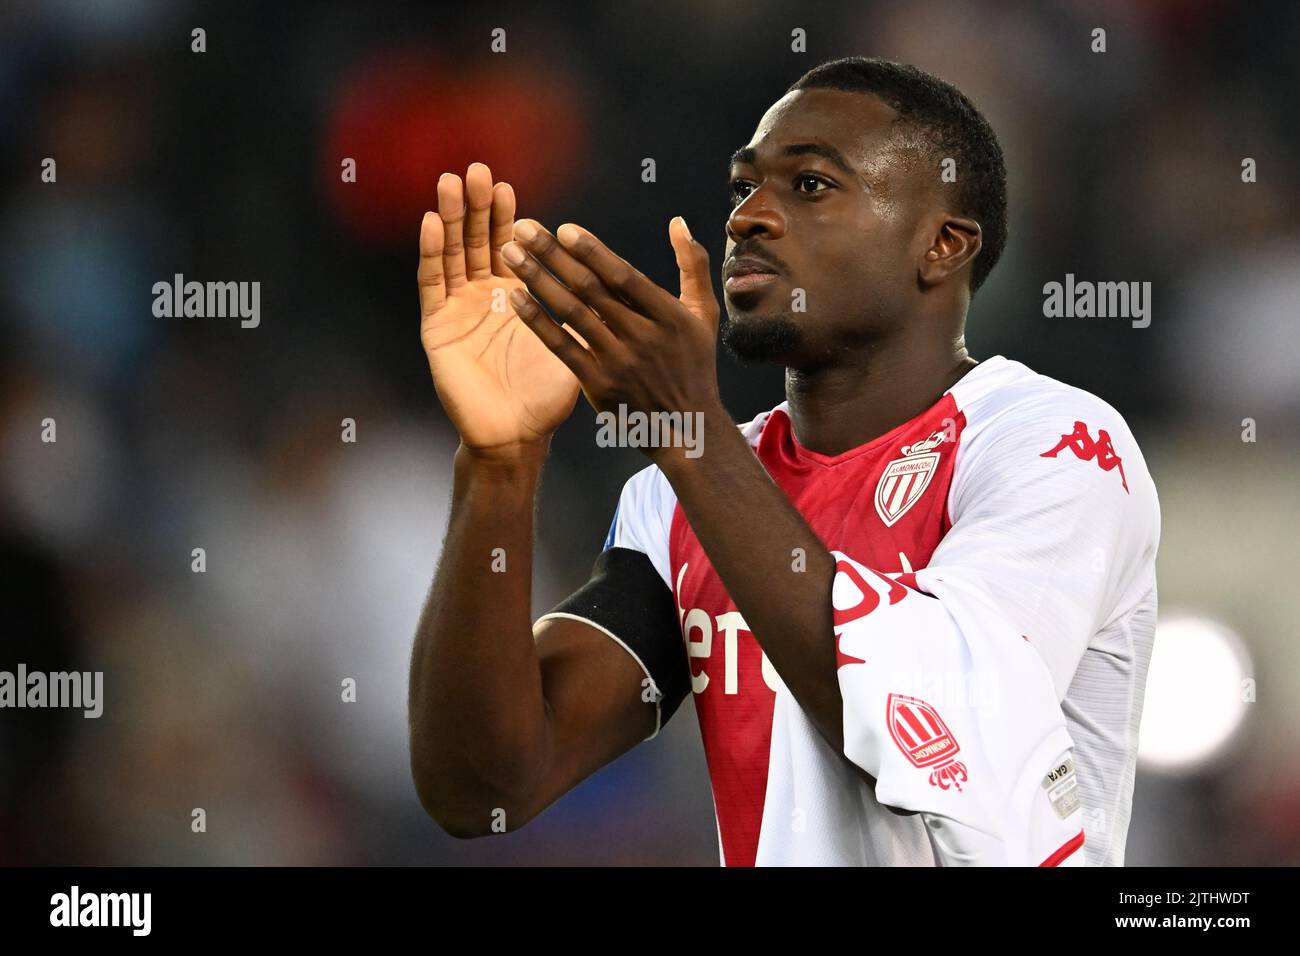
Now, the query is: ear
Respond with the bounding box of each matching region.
[919,215,982,290]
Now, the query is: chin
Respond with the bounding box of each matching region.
[720,309,803,365]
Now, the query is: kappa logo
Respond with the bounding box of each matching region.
[1039,420,1129,493]
[886,692,969,792]
[874,430,946,527]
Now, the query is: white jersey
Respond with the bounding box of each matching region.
[541,356,1160,866]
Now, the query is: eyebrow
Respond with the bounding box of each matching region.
[728,142,856,176]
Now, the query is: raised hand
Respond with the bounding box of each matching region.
[498,216,723,444]
[418,163,581,458]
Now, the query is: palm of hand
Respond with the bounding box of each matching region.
[422,273,578,450]
[418,165,584,453]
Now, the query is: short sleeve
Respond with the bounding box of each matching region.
[932,389,1161,697]
[830,387,1159,865]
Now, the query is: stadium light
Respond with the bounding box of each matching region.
[1137,613,1253,773]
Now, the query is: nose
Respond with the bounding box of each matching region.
[726,185,786,243]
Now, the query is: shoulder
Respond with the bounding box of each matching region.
[617,401,782,508]
[739,402,784,447]
[948,357,1159,532]
[608,462,677,561]
[951,356,1140,451]
[607,401,785,572]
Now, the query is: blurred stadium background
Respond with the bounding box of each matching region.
[1,0,1297,865]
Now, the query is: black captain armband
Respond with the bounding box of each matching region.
[540,546,691,735]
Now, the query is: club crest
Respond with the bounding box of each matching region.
[886,692,968,791]
[886,693,961,768]
[874,430,945,526]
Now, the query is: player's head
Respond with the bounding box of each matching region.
[720,57,1007,369]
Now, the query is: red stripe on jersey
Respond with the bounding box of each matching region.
[1039,829,1085,867]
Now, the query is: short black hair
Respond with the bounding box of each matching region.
[788,57,1008,295]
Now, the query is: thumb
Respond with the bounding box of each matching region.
[670,216,719,332]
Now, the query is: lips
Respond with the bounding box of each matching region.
[723,255,782,298]
[723,256,780,281]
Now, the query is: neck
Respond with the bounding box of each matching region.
[783,330,976,456]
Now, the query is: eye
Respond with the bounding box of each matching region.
[795,173,832,196]
[728,179,755,207]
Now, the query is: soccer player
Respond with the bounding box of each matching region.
[408,57,1159,866]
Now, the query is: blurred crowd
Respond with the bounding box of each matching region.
[1,0,1297,864]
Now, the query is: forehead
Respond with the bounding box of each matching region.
[739,88,902,170]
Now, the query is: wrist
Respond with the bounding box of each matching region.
[647,397,737,477]
[455,439,551,481]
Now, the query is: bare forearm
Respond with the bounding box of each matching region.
[408,443,552,829]
[657,406,843,751]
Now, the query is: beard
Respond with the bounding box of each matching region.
[720,309,803,364]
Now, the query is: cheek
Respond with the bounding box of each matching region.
[802,222,885,287]
[850,206,918,280]
[788,202,911,303]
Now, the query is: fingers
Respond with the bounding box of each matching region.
[507,287,600,382]
[437,173,467,290]
[417,211,447,318]
[670,216,720,332]
[489,181,517,277]
[502,234,624,356]
[554,223,678,318]
[509,219,647,335]
[463,163,494,280]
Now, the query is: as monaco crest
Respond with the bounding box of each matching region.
[886,693,968,792]
[874,431,945,527]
